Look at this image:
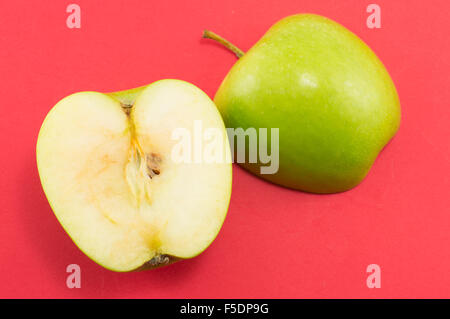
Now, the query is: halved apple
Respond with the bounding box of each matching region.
[36,79,232,271]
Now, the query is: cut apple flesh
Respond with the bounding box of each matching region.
[36,80,232,271]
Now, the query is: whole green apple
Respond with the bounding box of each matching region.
[204,14,401,193]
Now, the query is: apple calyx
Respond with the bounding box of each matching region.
[146,254,170,267]
[202,30,245,58]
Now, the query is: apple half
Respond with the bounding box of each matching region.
[36,80,232,271]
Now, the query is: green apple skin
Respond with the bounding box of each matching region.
[214,14,401,193]
[107,85,147,106]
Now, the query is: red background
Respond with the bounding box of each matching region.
[1,0,449,298]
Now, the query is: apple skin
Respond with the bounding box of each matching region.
[214,14,401,193]
[107,85,147,106]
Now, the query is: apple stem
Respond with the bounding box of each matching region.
[202,30,245,58]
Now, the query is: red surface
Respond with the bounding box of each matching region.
[1,0,449,298]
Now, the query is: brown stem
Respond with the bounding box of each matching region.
[202,30,245,58]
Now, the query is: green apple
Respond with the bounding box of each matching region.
[36,79,232,271]
[204,14,401,193]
